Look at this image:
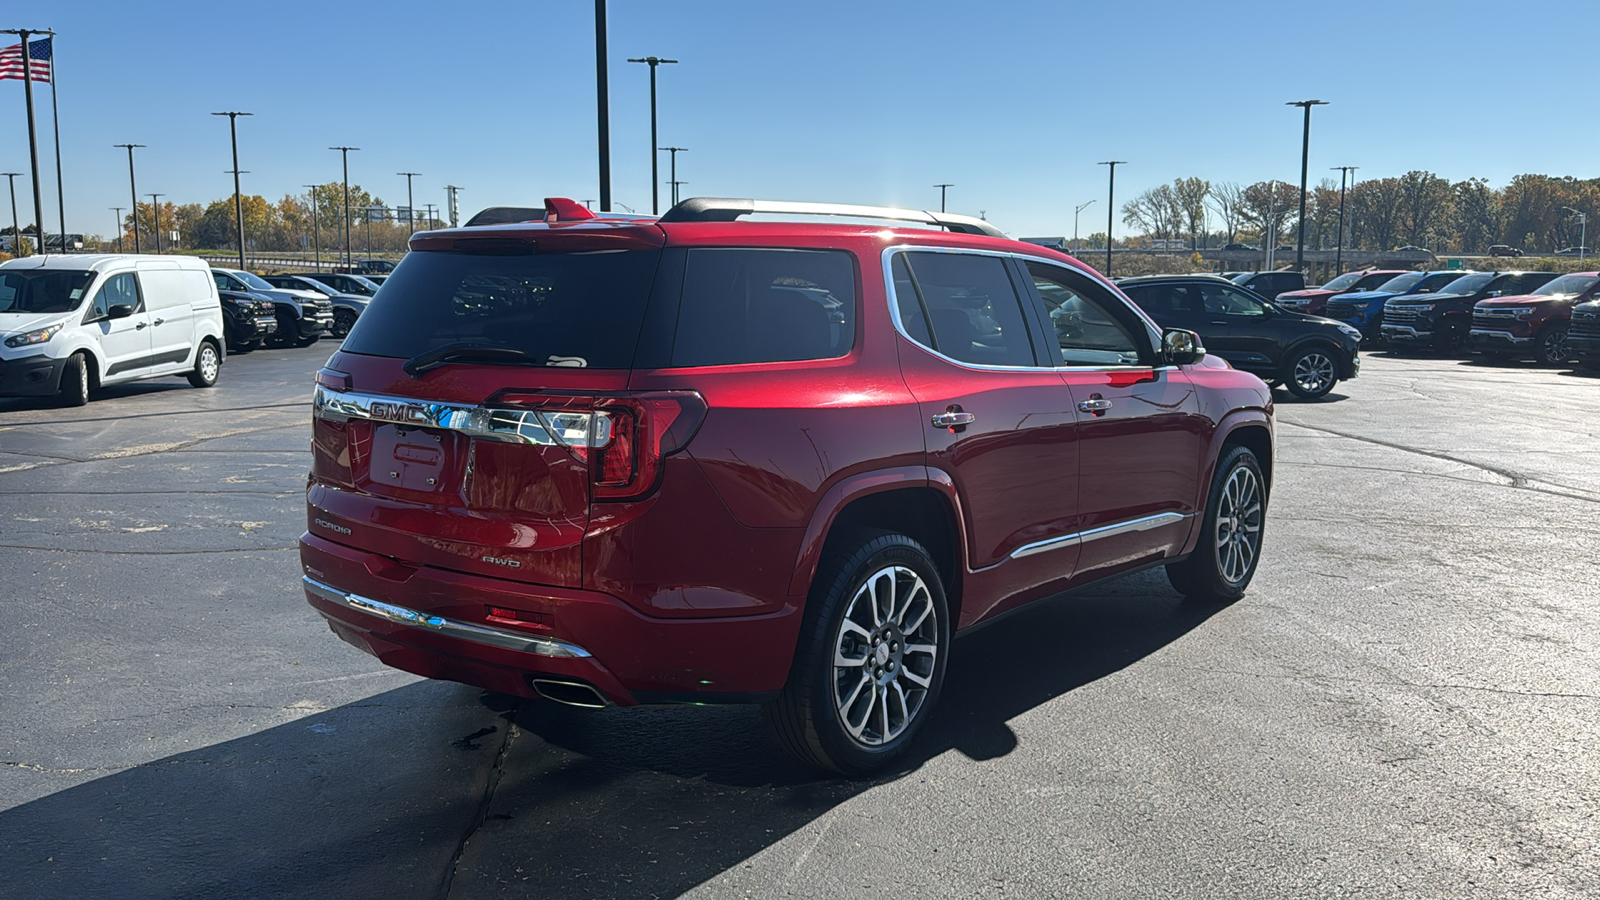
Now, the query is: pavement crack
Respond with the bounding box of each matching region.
[441,715,520,900]
[1160,663,1600,701]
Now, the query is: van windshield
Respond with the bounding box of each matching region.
[339,249,661,369]
[0,269,96,315]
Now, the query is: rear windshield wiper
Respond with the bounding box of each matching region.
[402,342,538,378]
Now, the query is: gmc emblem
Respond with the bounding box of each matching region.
[369,401,431,423]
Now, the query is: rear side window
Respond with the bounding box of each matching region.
[670,249,855,367]
[895,251,1036,367]
[340,249,661,369]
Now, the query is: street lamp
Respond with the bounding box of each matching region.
[595,0,611,212]
[1331,166,1357,273]
[108,206,123,253]
[1073,200,1095,254]
[304,184,322,271]
[212,111,253,269]
[934,183,953,213]
[659,147,687,206]
[398,172,421,232]
[1098,161,1126,276]
[627,56,678,214]
[114,144,145,253]
[445,185,462,228]
[1563,207,1587,264]
[1,173,20,254]
[148,193,164,253]
[1287,100,1329,273]
[329,146,359,267]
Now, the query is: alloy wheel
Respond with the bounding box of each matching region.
[1213,465,1263,585]
[1540,329,1569,365]
[831,565,939,747]
[1292,351,1335,396]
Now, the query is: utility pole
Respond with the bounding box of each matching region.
[1,173,20,254]
[445,185,462,228]
[1098,161,1125,276]
[1331,166,1357,273]
[1287,100,1328,273]
[212,111,253,269]
[424,203,437,230]
[2,29,49,254]
[1074,200,1095,255]
[1564,207,1588,264]
[595,0,611,211]
[398,172,420,232]
[108,206,122,253]
[659,147,687,206]
[304,184,321,271]
[627,56,678,214]
[148,193,164,252]
[114,144,145,253]
[329,146,358,267]
[934,183,953,213]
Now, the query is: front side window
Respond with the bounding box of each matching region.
[1199,284,1267,317]
[895,251,1036,367]
[671,248,856,367]
[1439,273,1492,295]
[1026,262,1143,367]
[1374,272,1425,293]
[88,273,141,320]
[1353,272,1398,290]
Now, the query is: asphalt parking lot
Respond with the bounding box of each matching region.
[2,346,1597,898]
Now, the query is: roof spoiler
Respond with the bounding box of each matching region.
[657,197,1006,238]
[463,206,547,227]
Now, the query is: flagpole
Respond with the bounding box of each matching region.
[2,29,47,254]
[48,33,64,249]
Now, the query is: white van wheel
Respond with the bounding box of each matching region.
[58,353,91,407]
[188,341,221,388]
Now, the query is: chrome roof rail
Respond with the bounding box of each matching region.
[657,197,1007,239]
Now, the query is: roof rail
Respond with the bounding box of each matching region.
[657,197,1006,239]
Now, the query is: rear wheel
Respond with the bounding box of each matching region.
[765,530,949,775]
[187,340,221,388]
[58,352,91,407]
[1167,444,1265,604]
[331,309,358,339]
[1283,346,1338,399]
[1534,326,1571,367]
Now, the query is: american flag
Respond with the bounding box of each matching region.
[0,38,53,84]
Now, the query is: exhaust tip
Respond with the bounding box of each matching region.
[531,677,609,709]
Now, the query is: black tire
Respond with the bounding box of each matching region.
[1167,444,1266,604]
[1534,326,1571,368]
[296,334,322,347]
[331,309,358,339]
[187,340,221,388]
[765,530,950,775]
[269,309,297,348]
[58,352,91,407]
[1433,318,1468,355]
[1282,345,1339,399]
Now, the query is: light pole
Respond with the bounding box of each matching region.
[1098,161,1125,276]
[1,29,49,254]
[1287,100,1328,273]
[1331,166,1357,273]
[934,183,953,213]
[108,206,123,253]
[627,56,678,214]
[445,185,462,228]
[304,184,321,271]
[1,173,20,254]
[1073,200,1095,254]
[595,0,611,212]
[329,146,358,267]
[670,180,686,204]
[398,172,421,232]
[1563,207,1587,264]
[212,112,253,269]
[114,144,145,253]
[148,193,164,253]
[424,203,437,230]
[659,147,687,206]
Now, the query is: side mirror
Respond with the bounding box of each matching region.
[107,304,135,320]
[1162,328,1206,366]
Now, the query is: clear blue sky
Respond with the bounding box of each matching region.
[3,0,1594,241]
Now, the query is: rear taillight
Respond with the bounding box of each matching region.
[487,391,706,501]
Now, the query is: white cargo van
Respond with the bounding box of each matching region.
[0,255,226,406]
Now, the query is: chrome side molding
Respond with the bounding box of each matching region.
[303,576,592,658]
[1010,511,1190,559]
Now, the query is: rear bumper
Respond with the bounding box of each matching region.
[0,352,66,397]
[299,532,799,705]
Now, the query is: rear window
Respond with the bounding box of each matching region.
[340,249,662,369]
[669,249,855,367]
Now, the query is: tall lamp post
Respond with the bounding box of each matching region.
[1331,165,1357,273]
[108,206,123,253]
[1073,200,1095,254]
[148,193,164,253]
[1563,206,1587,264]
[595,0,611,212]
[1098,161,1126,276]
[114,144,145,253]
[398,172,421,232]
[211,112,253,269]
[659,147,687,206]
[304,184,321,271]
[1,173,20,253]
[1287,100,1328,273]
[329,146,358,267]
[626,56,678,214]
[444,185,462,228]
[934,183,953,213]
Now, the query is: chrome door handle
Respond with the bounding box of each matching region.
[930,411,976,428]
[1077,398,1113,413]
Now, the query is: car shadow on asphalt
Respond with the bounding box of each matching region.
[0,569,1221,899]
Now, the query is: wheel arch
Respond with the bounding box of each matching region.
[1181,411,1273,556]
[1281,335,1353,379]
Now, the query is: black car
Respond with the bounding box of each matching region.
[1571,298,1600,370]
[1381,270,1558,354]
[218,289,278,352]
[263,274,369,339]
[1219,242,1257,252]
[1119,274,1362,399]
[1231,270,1307,300]
[287,272,380,297]
[212,268,333,347]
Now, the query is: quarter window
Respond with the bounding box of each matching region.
[1025,263,1143,367]
[895,252,1036,367]
[670,248,856,367]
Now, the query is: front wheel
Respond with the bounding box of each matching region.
[1434,319,1468,355]
[58,352,91,407]
[1283,346,1338,399]
[1167,444,1266,604]
[331,309,358,339]
[765,531,949,775]
[187,340,221,388]
[1534,326,1571,367]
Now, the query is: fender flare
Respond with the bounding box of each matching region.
[1181,409,1274,556]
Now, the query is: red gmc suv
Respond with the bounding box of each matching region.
[300,197,1275,773]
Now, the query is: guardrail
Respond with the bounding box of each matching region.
[198,255,400,272]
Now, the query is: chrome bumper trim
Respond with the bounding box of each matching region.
[1011,512,1190,559]
[313,385,568,446]
[303,575,592,658]
[1469,329,1531,345]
